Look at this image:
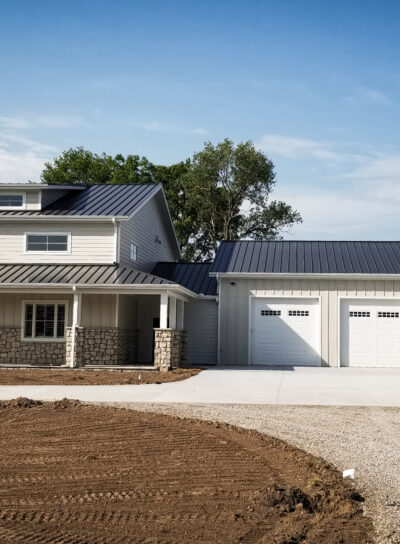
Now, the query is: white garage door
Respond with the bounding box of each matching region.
[341,300,400,367]
[250,298,320,366]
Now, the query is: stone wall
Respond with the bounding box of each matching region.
[68,327,137,367]
[0,327,67,365]
[154,329,187,371]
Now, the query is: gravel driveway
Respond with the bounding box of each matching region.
[113,403,400,544]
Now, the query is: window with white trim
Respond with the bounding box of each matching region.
[23,303,66,340]
[26,233,69,253]
[0,194,24,209]
[130,241,138,262]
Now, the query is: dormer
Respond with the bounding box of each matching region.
[0,184,85,212]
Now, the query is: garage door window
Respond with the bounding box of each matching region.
[349,311,370,317]
[377,312,399,318]
[260,310,281,316]
[288,310,309,316]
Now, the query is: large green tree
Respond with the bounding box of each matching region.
[41,141,301,262]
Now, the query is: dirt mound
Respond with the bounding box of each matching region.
[0,397,43,409]
[0,402,374,543]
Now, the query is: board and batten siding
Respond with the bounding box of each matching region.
[0,293,73,328]
[119,190,180,272]
[185,299,218,365]
[0,221,115,264]
[218,277,400,367]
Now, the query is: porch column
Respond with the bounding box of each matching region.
[160,291,168,328]
[69,293,81,368]
[169,295,177,329]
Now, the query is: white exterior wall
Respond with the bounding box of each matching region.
[0,221,115,264]
[0,293,73,327]
[119,190,180,272]
[219,277,400,367]
[185,299,217,365]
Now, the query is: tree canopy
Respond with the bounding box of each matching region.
[41,140,301,262]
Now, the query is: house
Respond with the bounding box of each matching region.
[0,182,399,369]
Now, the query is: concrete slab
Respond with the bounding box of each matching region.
[0,367,400,406]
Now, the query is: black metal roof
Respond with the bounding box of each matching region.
[0,183,160,217]
[0,264,174,286]
[152,262,217,295]
[210,241,400,275]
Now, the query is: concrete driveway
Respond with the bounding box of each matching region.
[1,366,400,406]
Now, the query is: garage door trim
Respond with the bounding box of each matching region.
[338,296,400,368]
[248,294,322,366]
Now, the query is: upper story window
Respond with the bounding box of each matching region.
[25,233,70,253]
[0,193,25,210]
[130,241,138,262]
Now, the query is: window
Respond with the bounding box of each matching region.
[349,311,370,317]
[261,310,281,316]
[130,241,138,262]
[23,302,66,341]
[0,194,24,209]
[378,311,399,318]
[289,310,309,317]
[26,233,69,253]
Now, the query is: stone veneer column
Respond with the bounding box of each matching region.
[153,329,187,372]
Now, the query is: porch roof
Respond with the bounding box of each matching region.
[0,263,175,287]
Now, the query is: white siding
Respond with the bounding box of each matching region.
[0,221,115,264]
[0,293,72,327]
[219,277,400,367]
[119,190,179,272]
[185,299,217,365]
[81,294,116,328]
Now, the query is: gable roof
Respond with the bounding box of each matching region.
[152,262,217,295]
[210,240,400,275]
[0,183,160,217]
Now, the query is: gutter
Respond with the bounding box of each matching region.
[0,215,129,222]
[210,272,400,280]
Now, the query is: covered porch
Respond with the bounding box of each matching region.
[0,264,194,371]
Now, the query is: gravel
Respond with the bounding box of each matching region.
[111,403,400,544]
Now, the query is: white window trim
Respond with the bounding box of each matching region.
[130,240,138,262]
[24,232,72,255]
[21,300,69,342]
[0,192,26,211]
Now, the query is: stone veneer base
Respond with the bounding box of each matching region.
[153,328,187,372]
[0,327,67,365]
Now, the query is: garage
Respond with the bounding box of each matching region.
[250,297,321,366]
[341,300,400,367]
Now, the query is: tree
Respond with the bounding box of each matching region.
[41,141,301,262]
[180,139,302,261]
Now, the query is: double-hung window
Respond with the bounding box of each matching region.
[0,193,25,210]
[25,233,70,253]
[23,302,66,341]
[130,241,138,262]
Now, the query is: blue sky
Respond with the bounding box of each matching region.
[1,0,400,239]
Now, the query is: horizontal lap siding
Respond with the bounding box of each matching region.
[119,191,179,272]
[185,299,217,365]
[0,221,115,264]
[219,278,400,366]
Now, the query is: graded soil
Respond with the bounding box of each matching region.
[0,399,373,543]
[0,367,199,385]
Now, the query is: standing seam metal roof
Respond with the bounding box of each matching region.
[210,241,400,275]
[152,262,217,295]
[0,183,160,217]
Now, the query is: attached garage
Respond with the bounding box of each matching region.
[340,299,400,367]
[250,297,320,366]
[212,240,400,368]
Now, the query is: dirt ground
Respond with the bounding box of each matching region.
[0,367,199,385]
[0,399,373,544]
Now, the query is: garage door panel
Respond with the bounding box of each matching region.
[341,300,400,367]
[251,298,320,366]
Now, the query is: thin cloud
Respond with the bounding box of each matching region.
[257,134,340,160]
[347,87,392,106]
[0,149,45,183]
[133,120,208,136]
[0,116,31,129]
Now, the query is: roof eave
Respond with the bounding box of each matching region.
[0,215,129,221]
[213,272,400,280]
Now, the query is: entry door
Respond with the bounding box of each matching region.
[250,298,320,366]
[341,300,400,367]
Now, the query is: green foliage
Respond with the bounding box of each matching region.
[41,141,302,262]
